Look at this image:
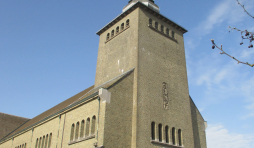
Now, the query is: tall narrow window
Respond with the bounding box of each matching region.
[126,19,130,27]
[22,144,24,148]
[75,122,80,140]
[38,137,42,148]
[161,25,164,33]
[48,133,52,148]
[172,127,176,145]
[106,33,110,40]
[155,22,158,29]
[70,124,75,141]
[166,28,169,36]
[111,30,114,37]
[35,138,38,148]
[85,118,90,137]
[80,120,85,138]
[41,136,45,148]
[121,23,124,31]
[172,31,175,38]
[91,116,96,135]
[149,18,152,26]
[158,124,162,142]
[178,129,182,146]
[165,126,169,143]
[151,122,155,140]
[45,134,48,148]
[24,143,26,148]
[116,26,119,34]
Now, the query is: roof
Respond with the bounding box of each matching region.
[0,67,135,143]
[96,1,187,36]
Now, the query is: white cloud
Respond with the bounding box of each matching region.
[207,124,254,148]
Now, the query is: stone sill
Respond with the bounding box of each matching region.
[68,135,95,145]
[151,140,184,148]
[148,24,178,43]
[105,25,130,43]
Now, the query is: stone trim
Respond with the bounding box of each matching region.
[68,135,95,145]
[151,140,184,148]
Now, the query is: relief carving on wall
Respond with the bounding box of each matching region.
[162,82,169,110]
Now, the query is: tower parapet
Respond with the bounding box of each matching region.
[123,0,160,13]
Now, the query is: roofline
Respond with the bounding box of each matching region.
[0,92,98,144]
[96,2,187,36]
[189,95,206,121]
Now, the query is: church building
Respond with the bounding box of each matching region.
[0,0,207,148]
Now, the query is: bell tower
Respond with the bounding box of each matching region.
[95,1,206,148]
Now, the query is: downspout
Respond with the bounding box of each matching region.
[56,115,61,148]
[60,114,66,148]
[96,97,101,142]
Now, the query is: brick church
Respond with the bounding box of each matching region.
[0,0,207,147]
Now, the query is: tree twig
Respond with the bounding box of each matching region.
[236,0,254,19]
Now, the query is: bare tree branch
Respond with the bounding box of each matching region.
[236,0,254,19]
[211,39,254,67]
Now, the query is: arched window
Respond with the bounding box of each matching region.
[41,136,45,148]
[24,143,26,148]
[106,33,110,40]
[158,124,162,142]
[48,133,52,148]
[20,145,21,148]
[75,122,80,140]
[172,127,176,145]
[166,28,169,36]
[151,122,155,140]
[161,25,164,33]
[111,30,114,37]
[85,118,90,137]
[80,120,85,138]
[126,19,130,27]
[149,18,152,26]
[116,26,119,34]
[178,129,182,146]
[70,124,75,141]
[38,137,42,148]
[165,126,169,143]
[35,138,38,148]
[172,31,175,38]
[155,22,158,29]
[121,23,124,31]
[45,134,48,148]
[22,144,24,148]
[91,116,96,135]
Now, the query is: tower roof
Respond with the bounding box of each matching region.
[123,0,159,13]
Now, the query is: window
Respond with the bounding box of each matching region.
[80,120,85,138]
[116,26,119,34]
[24,143,26,148]
[41,136,45,148]
[38,137,42,148]
[35,138,38,148]
[151,122,155,140]
[111,30,114,37]
[85,118,90,137]
[155,22,158,29]
[172,127,176,145]
[166,28,169,36]
[149,18,152,26]
[75,122,80,140]
[106,33,110,40]
[45,135,48,148]
[158,124,162,142]
[172,31,175,38]
[165,126,169,143]
[126,19,130,27]
[121,23,124,31]
[161,25,164,33]
[91,116,96,135]
[70,124,75,141]
[22,144,24,148]
[178,129,182,146]
[48,133,52,148]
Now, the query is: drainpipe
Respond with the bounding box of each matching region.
[60,114,66,148]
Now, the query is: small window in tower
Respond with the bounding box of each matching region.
[161,25,164,33]
[106,33,110,41]
[121,23,124,31]
[116,26,119,34]
[85,118,90,137]
[165,125,169,143]
[80,120,85,138]
[111,30,114,37]
[126,19,130,27]
[75,122,80,140]
[172,127,176,145]
[172,31,175,38]
[151,122,155,140]
[158,124,162,142]
[149,18,152,26]
[166,28,169,36]
[155,22,158,29]
[178,129,183,146]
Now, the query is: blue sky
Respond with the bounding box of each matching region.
[1,0,254,147]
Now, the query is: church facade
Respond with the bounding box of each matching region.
[0,1,207,148]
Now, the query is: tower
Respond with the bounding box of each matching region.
[95,0,206,148]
